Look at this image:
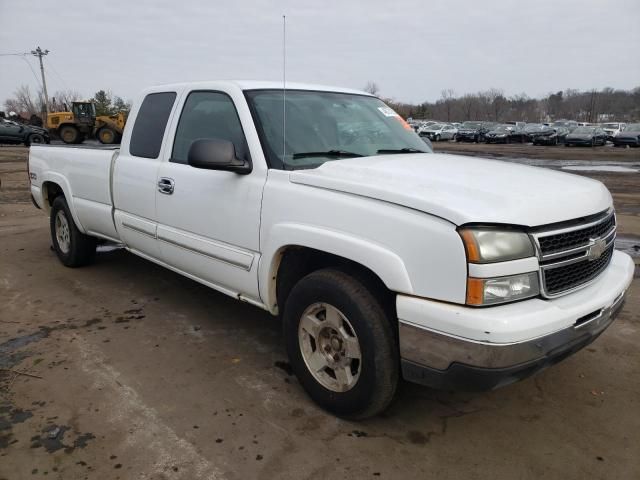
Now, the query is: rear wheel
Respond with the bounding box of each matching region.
[283,269,398,419]
[435,134,440,142]
[50,196,96,267]
[59,125,79,144]
[97,127,117,144]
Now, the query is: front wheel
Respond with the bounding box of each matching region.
[59,125,79,144]
[283,269,398,419]
[25,133,45,147]
[50,196,97,267]
[97,127,117,144]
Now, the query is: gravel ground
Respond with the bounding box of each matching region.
[1,145,639,480]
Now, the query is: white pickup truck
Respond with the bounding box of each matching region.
[29,81,634,418]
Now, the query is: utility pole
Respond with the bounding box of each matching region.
[31,46,50,116]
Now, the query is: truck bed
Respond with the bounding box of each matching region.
[29,145,120,241]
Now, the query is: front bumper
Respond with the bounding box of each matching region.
[456,133,478,142]
[533,136,558,145]
[398,250,634,391]
[565,138,593,145]
[613,137,639,147]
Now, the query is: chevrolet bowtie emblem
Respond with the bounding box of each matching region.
[587,238,607,261]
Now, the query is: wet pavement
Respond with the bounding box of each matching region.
[1,145,639,479]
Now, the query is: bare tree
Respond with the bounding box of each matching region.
[363,81,380,96]
[51,89,82,111]
[440,89,456,122]
[461,94,478,120]
[3,85,45,117]
[483,88,507,122]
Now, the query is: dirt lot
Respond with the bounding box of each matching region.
[1,145,639,480]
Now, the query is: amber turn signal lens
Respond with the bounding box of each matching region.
[466,278,484,305]
[460,229,481,262]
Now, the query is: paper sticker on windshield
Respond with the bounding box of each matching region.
[377,106,399,117]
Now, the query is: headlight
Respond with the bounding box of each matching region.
[467,272,540,306]
[459,228,535,263]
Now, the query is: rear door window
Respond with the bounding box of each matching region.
[129,92,177,159]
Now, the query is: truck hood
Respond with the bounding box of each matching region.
[289,153,612,227]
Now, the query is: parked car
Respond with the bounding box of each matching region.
[564,126,607,147]
[420,123,457,141]
[522,123,547,142]
[532,127,570,146]
[416,121,439,135]
[600,122,626,141]
[28,80,634,419]
[484,124,526,144]
[551,120,578,131]
[456,121,492,142]
[0,117,50,146]
[612,123,640,147]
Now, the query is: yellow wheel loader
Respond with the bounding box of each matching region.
[46,102,127,144]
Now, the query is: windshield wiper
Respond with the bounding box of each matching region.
[376,148,428,154]
[292,150,364,159]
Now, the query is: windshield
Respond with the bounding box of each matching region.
[245,90,430,170]
[625,123,640,131]
[573,127,595,134]
[461,122,483,129]
[524,124,543,132]
[492,125,510,132]
[602,123,619,129]
[428,124,444,130]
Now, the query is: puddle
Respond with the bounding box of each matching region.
[562,165,638,173]
[0,331,48,369]
[616,235,640,259]
[443,151,640,172]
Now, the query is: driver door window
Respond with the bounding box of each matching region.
[171,91,249,164]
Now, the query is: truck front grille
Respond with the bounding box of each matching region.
[542,245,614,295]
[538,214,615,256]
[533,210,616,298]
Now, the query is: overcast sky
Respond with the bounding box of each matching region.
[1,0,639,107]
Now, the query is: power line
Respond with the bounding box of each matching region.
[19,56,42,89]
[45,57,70,91]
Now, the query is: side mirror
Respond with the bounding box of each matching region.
[187,138,251,174]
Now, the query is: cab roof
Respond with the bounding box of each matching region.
[142,80,372,97]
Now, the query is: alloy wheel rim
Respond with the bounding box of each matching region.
[55,211,71,254]
[298,302,362,392]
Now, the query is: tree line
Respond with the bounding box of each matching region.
[364,83,640,123]
[3,85,132,118]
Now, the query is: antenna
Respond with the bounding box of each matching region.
[282,14,286,161]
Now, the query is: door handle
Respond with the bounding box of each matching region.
[158,177,175,195]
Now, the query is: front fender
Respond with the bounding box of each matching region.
[259,222,413,312]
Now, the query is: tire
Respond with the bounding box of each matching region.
[50,196,97,267]
[25,133,45,147]
[283,269,398,419]
[435,134,441,142]
[75,133,86,145]
[59,125,79,144]
[591,138,595,147]
[97,127,117,144]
